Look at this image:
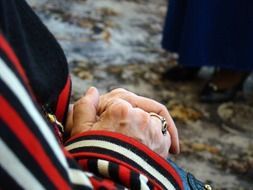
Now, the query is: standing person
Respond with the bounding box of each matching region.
[162,0,252,102]
[0,0,212,189]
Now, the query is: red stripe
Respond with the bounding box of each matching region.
[78,159,89,170]
[0,35,35,100]
[69,152,163,190]
[55,76,71,122]
[0,96,71,190]
[78,158,161,190]
[118,165,131,188]
[77,158,132,188]
[89,176,117,189]
[67,131,183,189]
[63,147,73,159]
[0,35,29,86]
[71,152,133,171]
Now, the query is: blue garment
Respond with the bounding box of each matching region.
[162,0,253,71]
[167,159,207,190]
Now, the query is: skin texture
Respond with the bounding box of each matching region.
[66,87,180,158]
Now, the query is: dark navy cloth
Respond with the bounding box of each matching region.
[167,159,207,190]
[0,0,69,105]
[162,0,253,71]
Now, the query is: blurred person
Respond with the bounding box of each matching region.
[162,0,252,102]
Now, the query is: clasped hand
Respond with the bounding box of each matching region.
[66,87,180,158]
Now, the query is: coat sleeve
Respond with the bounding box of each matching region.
[0,34,183,190]
[0,34,94,190]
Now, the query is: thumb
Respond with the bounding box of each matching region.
[71,87,99,136]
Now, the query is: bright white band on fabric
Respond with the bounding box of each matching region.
[97,159,110,178]
[0,139,45,190]
[65,140,176,190]
[0,58,68,169]
[139,174,150,190]
[68,168,93,187]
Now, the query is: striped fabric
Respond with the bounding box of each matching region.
[0,34,183,189]
[65,131,183,190]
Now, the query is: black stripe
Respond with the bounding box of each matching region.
[115,185,126,190]
[91,175,125,190]
[87,159,127,189]
[66,136,164,173]
[130,170,141,190]
[98,187,107,190]
[0,167,23,190]
[0,50,30,94]
[0,79,70,184]
[1,0,69,105]
[71,147,169,189]
[67,157,83,170]
[66,135,180,189]
[87,159,99,176]
[72,184,92,190]
[108,162,121,185]
[0,119,56,189]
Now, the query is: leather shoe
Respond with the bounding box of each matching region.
[200,69,250,103]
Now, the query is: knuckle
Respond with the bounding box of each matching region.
[139,111,149,125]
[111,88,127,95]
[126,96,135,106]
[160,105,168,113]
[109,100,129,119]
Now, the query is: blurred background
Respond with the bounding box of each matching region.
[27,0,253,189]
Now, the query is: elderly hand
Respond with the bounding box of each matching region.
[66,87,179,158]
[98,88,180,154]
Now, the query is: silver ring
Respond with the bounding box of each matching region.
[149,112,168,136]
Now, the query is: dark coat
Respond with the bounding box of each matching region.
[162,0,253,71]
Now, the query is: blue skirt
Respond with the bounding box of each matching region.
[162,0,253,71]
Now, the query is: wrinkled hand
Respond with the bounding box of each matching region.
[66,87,179,158]
[98,88,179,154]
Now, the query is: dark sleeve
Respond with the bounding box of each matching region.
[0,34,94,190]
[0,0,69,105]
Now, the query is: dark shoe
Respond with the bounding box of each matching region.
[200,69,250,103]
[162,65,200,81]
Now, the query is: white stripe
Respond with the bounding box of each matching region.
[0,58,68,169]
[139,175,149,190]
[65,140,176,190]
[0,139,45,190]
[68,168,93,187]
[97,159,110,178]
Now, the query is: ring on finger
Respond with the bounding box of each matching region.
[149,112,168,136]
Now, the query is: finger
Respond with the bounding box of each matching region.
[99,88,179,154]
[161,132,171,158]
[98,88,132,115]
[129,108,171,158]
[126,96,179,154]
[149,115,171,158]
[164,115,179,154]
[72,87,99,136]
[92,99,133,132]
[128,108,150,144]
[109,90,180,154]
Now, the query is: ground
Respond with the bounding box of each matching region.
[28,0,253,189]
